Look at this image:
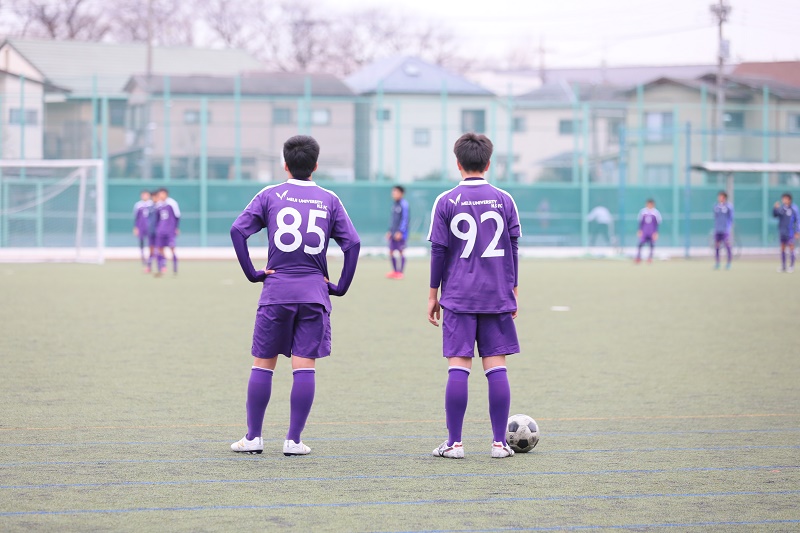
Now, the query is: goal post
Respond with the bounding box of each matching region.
[0,159,105,263]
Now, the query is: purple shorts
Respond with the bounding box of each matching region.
[442,310,519,358]
[252,303,331,359]
[780,234,795,245]
[389,237,406,252]
[639,234,655,244]
[155,233,176,248]
[714,232,730,243]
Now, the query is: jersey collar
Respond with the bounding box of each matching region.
[459,178,488,186]
[287,178,317,187]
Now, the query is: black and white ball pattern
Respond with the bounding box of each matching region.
[506,414,540,453]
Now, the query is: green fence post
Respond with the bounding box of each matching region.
[377,81,384,180]
[636,84,644,186]
[618,126,627,248]
[234,74,242,181]
[304,75,312,136]
[394,99,401,182]
[684,122,692,258]
[672,105,680,247]
[163,75,171,181]
[0,93,3,246]
[19,75,25,177]
[700,85,708,165]
[35,182,43,247]
[200,97,208,246]
[489,98,497,181]
[440,81,448,181]
[761,86,770,247]
[571,86,579,184]
[506,86,514,182]
[101,97,109,233]
[91,75,99,159]
[580,102,590,247]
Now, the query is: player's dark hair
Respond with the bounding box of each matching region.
[646,198,655,205]
[158,188,168,195]
[454,133,493,173]
[141,189,150,195]
[718,191,728,199]
[782,192,793,202]
[283,135,320,180]
[393,185,405,194]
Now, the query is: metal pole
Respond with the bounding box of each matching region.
[143,0,154,181]
[710,0,731,161]
[636,84,644,185]
[303,75,312,136]
[489,98,497,181]
[76,168,87,258]
[35,182,43,246]
[672,105,680,247]
[377,81,384,180]
[234,74,242,181]
[618,126,627,249]
[684,122,692,258]
[440,81,448,181]
[163,75,171,181]
[19,75,25,162]
[580,102,590,248]
[761,86,770,246]
[700,84,708,165]
[101,97,109,233]
[394,99,401,182]
[200,97,208,246]
[91,75,98,159]
[506,84,514,182]
[571,85,579,185]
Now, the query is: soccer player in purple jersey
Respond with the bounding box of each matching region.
[153,188,181,277]
[229,135,361,456]
[386,185,410,279]
[132,190,152,270]
[635,199,662,264]
[773,193,800,273]
[713,191,734,270]
[427,133,521,459]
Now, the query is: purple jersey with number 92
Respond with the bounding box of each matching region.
[231,179,360,312]
[427,178,521,314]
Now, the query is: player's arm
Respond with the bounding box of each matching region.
[328,243,360,297]
[428,243,445,327]
[397,201,410,239]
[230,197,271,283]
[328,200,361,297]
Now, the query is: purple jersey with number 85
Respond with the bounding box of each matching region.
[231,179,360,312]
[427,178,521,314]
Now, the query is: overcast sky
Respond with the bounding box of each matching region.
[332,0,799,68]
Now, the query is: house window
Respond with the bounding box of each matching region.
[311,109,331,126]
[184,110,211,125]
[9,108,38,125]
[643,164,672,185]
[512,116,526,133]
[788,113,800,133]
[461,109,486,133]
[644,112,673,143]
[96,101,126,127]
[608,118,624,144]
[558,119,575,135]
[413,128,430,146]
[376,108,391,121]
[724,111,744,130]
[273,107,292,125]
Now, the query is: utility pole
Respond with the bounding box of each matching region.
[710,0,731,162]
[537,36,552,85]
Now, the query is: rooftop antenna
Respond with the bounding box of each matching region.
[710,0,732,161]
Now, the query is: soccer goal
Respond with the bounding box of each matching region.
[0,159,105,263]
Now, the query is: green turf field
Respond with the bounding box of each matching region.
[1,258,799,532]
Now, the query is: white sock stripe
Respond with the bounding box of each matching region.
[449,367,471,374]
[292,368,316,374]
[485,366,507,376]
[251,367,274,374]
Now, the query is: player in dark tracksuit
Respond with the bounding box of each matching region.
[386,186,410,279]
[133,191,153,270]
[773,192,800,273]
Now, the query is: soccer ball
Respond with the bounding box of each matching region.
[506,414,539,453]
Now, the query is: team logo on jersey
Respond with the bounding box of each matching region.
[449,194,462,206]
[275,190,288,200]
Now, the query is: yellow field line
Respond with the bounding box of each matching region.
[0,413,797,432]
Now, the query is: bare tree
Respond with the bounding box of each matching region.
[111,0,195,46]
[9,0,111,40]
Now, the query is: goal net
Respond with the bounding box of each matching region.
[0,159,105,263]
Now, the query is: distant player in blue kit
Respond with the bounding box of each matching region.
[636,199,662,264]
[773,193,799,273]
[229,135,361,456]
[713,191,734,270]
[386,185,410,279]
[153,188,180,277]
[427,133,521,459]
[133,190,152,270]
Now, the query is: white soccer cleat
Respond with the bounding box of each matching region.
[491,441,515,458]
[231,435,263,454]
[778,266,787,273]
[432,441,464,459]
[788,266,795,274]
[283,439,311,456]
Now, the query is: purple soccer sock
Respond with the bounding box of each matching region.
[725,243,732,264]
[245,367,273,440]
[648,243,655,260]
[715,246,721,264]
[636,243,643,260]
[486,367,511,444]
[400,256,406,273]
[445,367,470,446]
[782,250,787,269]
[172,251,178,273]
[286,369,315,443]
[391,255,398,272]
[791,249,796,267]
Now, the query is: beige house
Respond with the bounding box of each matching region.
[0,43,49,159]
[346,57,514,183]
[125,73,356,181]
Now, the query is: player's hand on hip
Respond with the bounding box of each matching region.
[512,287,518,319]
[327,281,341,297]
[394,232,403,241]
[385,232,391,241]
[653,232,659,241]
[428,298,441,327]
[175,229,180,236]
[133,228,139,236]
[255,269,275,283]
[637,230,642,237]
